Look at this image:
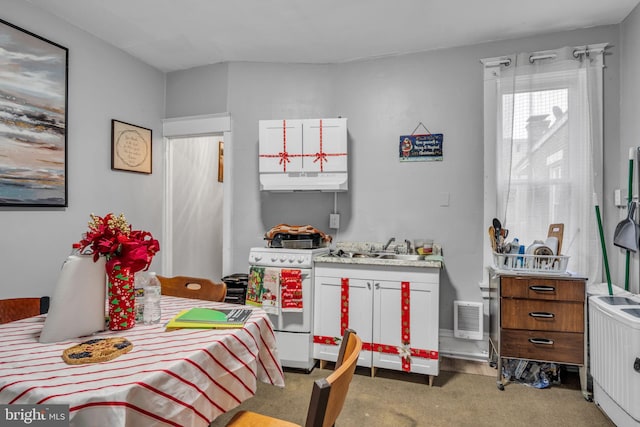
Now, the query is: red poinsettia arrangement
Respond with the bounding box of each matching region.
[73,213,160,272]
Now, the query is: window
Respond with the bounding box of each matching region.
[483,45,607,282]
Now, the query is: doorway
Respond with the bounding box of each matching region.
[162,113,232,281]
[167,135,223,280]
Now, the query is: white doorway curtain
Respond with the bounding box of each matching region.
[167,135,224,281]
[483,44,607,283]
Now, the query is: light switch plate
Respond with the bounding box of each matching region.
[614,188,623,207]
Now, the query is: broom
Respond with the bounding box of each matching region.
[625,149,633,291]
[594,193,613,296]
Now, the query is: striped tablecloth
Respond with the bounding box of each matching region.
[0,296,284,426]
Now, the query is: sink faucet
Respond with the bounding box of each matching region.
[383,237,396,251]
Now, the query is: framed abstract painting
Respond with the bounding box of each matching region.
[0,19,68,207]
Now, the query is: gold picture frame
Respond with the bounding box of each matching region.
[218,140,224,182]
[111,119,152,174]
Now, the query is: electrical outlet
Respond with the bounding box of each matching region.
[329,213,340,229]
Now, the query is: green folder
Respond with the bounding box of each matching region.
[166,307,253,330]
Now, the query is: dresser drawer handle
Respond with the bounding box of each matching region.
[529,285,556,292]
[528,338,554,345]
[529,311,555,319]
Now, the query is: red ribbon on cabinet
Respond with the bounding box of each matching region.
[259,120,301,172]
[259,119,346,172]
[313,278,438,372]
[309,119,347,172]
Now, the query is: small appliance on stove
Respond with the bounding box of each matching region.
[264,223,332,249]
[248,224,331,371]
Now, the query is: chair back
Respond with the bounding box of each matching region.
[305,329,362,427]
[0,297,50,324]
[157,275,227,302]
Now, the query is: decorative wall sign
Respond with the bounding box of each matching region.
[0,19,68,206]
[399,134,444,162]
[111,120,152,174]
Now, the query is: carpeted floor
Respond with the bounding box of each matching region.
[211,363,614,427]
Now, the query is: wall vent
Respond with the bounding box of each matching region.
[454,301,483,340]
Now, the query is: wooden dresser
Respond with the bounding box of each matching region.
[489,270,589,398]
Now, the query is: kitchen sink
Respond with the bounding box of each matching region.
[328,250,428,262]
[376,254,425,260]
[350,252,379,258]
[337,251,380,258]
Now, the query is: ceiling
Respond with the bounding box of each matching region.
[26,0,640,73]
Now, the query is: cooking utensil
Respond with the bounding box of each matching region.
[492,218,502,251]
[533,246,554,256]
[547,223,564,255]
[488,226,497,252]
[613,201,639,252]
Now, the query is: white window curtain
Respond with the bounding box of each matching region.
[482,44,607,283]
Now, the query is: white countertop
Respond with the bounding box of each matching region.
[314,253,444,269]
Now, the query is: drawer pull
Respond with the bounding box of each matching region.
[529,285,556,292]
[529,311,555,319]
[528,338,554,345]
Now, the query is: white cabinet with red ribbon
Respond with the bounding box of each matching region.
[313,263,440,384]
[258,118,348,191]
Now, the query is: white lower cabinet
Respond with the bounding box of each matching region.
[313,263,440,383]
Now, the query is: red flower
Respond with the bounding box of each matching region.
[74,213,160,273]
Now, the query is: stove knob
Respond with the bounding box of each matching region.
[280,256,287,262]
[288,256,295,263]
[253,255,262,262]
[270,255,278,262]
[297,256,305,263]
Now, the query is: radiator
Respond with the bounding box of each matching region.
[589,294,640,426]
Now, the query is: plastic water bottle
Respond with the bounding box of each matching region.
[134,271,149,322]
[143,272,162,324]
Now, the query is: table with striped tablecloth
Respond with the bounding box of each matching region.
[0,296,284,426]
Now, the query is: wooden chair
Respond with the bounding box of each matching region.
[157,275,227,302]
[226,329,363,427]
[0,297,50,324]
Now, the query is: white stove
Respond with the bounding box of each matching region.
[248,246,329,371]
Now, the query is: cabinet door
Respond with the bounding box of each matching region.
[259,119,303,173]
[302,118,347,173]
[313,275,342,362]
[373,280,439,375]
[313,275,371,367]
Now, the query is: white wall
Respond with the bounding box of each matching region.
[187,26,618,330]
[165,62,228,119]
[619,3,640,294]
[0,1,165,298]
